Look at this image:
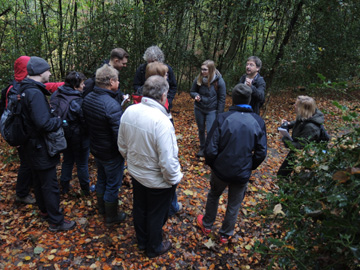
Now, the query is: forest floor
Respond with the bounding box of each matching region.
[0,88,358,269]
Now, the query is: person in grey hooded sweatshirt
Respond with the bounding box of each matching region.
[190,60,226,157]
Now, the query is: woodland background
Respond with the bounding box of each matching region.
[0,0,360,269]
[0,0,359,92]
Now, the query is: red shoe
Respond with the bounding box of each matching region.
[219,234,230,244]
[196,215,211,236]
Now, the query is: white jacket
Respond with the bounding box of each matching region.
[118,97,183,188]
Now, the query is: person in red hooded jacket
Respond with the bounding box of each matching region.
[0,56,64,204]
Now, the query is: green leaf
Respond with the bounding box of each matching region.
[34,246,44,255]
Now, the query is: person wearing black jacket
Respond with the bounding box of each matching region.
[238,56,266,115]
[83,48,129,104]
[0,56,64,205]
[50,71,90,195]
[133,46,177,110]
[82,65,126,226]
[190,60,226,157]
[196,83,267,244]
[277,95,324,177]
[20,56,76,232]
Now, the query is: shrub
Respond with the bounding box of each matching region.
[254,102,360,269]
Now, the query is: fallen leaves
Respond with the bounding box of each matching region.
[0,91,356,269]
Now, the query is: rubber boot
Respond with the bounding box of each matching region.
[105,202,126,226]
[96,193,105,215]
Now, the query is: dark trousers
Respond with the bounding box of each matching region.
[203,172,248,236]
[95,155,124,203]
[16,146,33,198]
[132,178,175,257]
[60,145,90,188]
[277,151,295,178]
[32,166,64,225]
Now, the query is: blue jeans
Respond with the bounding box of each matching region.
[203,172,248,236]
[194,107,216,149]
[95,155,124,203]
[60,146,90,188]
[168,188,179,216]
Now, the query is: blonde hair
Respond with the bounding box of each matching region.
[145,62,168,79]
[296,95,317,120]
[197,60,216,87]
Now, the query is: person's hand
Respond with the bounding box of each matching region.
[281,119,288,124]
[195,95,201,102]
[245,78,252,86]
[122,94,130,103]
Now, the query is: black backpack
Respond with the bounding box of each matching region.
[0,81,29,146]
[317,124,330,143]
[50,90,80,139]
[50,91,79,121]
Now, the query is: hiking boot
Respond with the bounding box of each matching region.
[16,194,36,204]
[105,202,126,226]
[147,240,172,258]
[196,215,211,236]
[96,193,105,215]
[40,208,64,221]
[196,149,204,157]
[49,219,76,232]
[219,234,231,244]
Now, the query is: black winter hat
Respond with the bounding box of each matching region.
[232,83,252,105]
[27,56,50,76]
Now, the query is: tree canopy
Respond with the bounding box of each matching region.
[0,0,359,92]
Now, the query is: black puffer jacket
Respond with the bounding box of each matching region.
[20,78,62,170]
[239,74,266,115]
[286,109,324,149]
[190,71,226,114]
[82,86,123,161]
[204,105,267,183]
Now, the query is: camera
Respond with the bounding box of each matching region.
[280,122,290,131]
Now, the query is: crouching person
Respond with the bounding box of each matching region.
[118,76,183,258]
[197,83,267,244]
[82,65,126,225]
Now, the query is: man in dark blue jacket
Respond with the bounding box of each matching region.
[196,83,267,244]
[238,56,266,115]
[21,56,76,232]
[82,65,126,226]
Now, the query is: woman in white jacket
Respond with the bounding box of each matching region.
[118,75,183,258]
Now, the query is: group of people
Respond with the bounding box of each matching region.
[0,45,327,258]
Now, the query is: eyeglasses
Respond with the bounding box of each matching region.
[201,68,208,72]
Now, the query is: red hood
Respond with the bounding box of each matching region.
[14,56,30,82]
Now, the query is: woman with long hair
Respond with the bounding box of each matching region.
[190,60,226,157]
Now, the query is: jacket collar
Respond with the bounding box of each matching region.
[141,96,170,117]
[229,104,253,113]
[21,78,49,95]
[93,86,117,97]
